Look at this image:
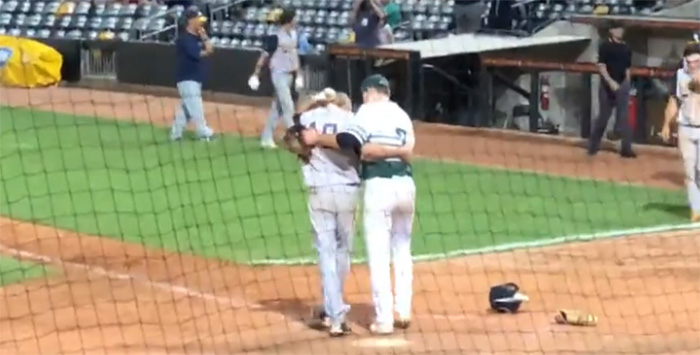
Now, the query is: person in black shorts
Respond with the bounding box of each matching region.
[588,21,636,158]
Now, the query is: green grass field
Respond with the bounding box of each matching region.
[0,256,49,286]
[0,106,690,266]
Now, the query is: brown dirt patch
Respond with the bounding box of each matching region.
[1,86,698,354]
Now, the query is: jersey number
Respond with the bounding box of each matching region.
[309,122,338,134]
[395,128,407,145]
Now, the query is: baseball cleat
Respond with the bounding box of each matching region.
[394,318,411,330]
[369,322,394,335]
[260,140,277,149]
[310,306,331,328]
[329,321,352,337]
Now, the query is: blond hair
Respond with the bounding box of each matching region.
[297,88,342,113]
[334,92,352,111]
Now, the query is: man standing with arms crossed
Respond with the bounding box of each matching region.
[588,21,636,158]
[301,74,415,335]
[171,6,215,141]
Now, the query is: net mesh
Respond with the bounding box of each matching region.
[0,52,699,355]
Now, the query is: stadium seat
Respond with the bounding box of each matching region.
[87,16,102,30]
[240,38,252,48]
[266,23,277,35]
[92,3,105,17]
[132,18,148,32]
[56,15,71,29]
[243,7,257,21]
[43,1,60,14]
[17,1,30,13]
[41,13,55,27]
[10,13,23,27]
[253,23,265,38]
[8,26,20,36]
[105,3,121,17]
[230,21,243,37]
[21,27,33,36]
[210,20,221,36]
[136,3,152,18]
[26,13,41,27]
[116,31,129,41]
[120,4,137,18]
[66,28,81,39]
[56,1,75,15]
[73,1,90,16]
[302,0,315,9]
[221,20,235,36]
[85,29,97,39]
[315,10,328,25]
[243,22,255,38]
[147,18,165,32]
[37,28,50,37]
[151,4,168,17]
[337,11,350,26]
[69,14,86,29]
[117,17,133,31]
[30,1,45,14]
[102,16,118,31]
[1,1,17,13]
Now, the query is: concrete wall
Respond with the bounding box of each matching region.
[491,18,694,139]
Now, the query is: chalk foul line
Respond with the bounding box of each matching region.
[0,243,262,311]
[247,222,700,266]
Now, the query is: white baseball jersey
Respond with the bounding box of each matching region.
[300,104,360,188]
[345,100,415,179]
[675,68,700,126]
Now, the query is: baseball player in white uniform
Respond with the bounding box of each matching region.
[287,89,359,336]
[661,43,700,223]
[301,74,416,335]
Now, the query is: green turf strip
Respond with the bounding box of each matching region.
[0,106,689,262]
[0,256,49,286]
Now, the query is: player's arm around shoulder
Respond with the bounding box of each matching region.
[361,112,415,162]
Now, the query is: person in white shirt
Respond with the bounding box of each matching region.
[661,42,700,223]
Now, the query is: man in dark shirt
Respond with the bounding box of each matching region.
[171,5,215,141]
[352,0,385,48]
[588,22,636,158]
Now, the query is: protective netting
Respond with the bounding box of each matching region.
[0,63,699,354]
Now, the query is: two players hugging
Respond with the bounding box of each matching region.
[280,75,418,337]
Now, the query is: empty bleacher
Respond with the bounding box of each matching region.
[0,0,677,52]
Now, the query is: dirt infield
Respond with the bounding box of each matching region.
[1,87,699,354]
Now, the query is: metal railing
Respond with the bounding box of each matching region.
[80,46,117,80]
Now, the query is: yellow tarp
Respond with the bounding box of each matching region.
[0,35,62,88]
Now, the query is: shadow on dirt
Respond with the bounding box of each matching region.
[258,298,375,331]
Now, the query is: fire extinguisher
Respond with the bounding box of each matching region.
[628,86,638,132]
[540,76,550,112]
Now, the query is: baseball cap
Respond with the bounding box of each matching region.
[185,6,207,22]
[360,74,390,93]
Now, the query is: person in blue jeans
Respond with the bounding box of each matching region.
[249,8,305,149]
[171,5,215,141]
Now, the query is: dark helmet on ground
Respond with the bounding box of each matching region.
[489,282,529,313]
